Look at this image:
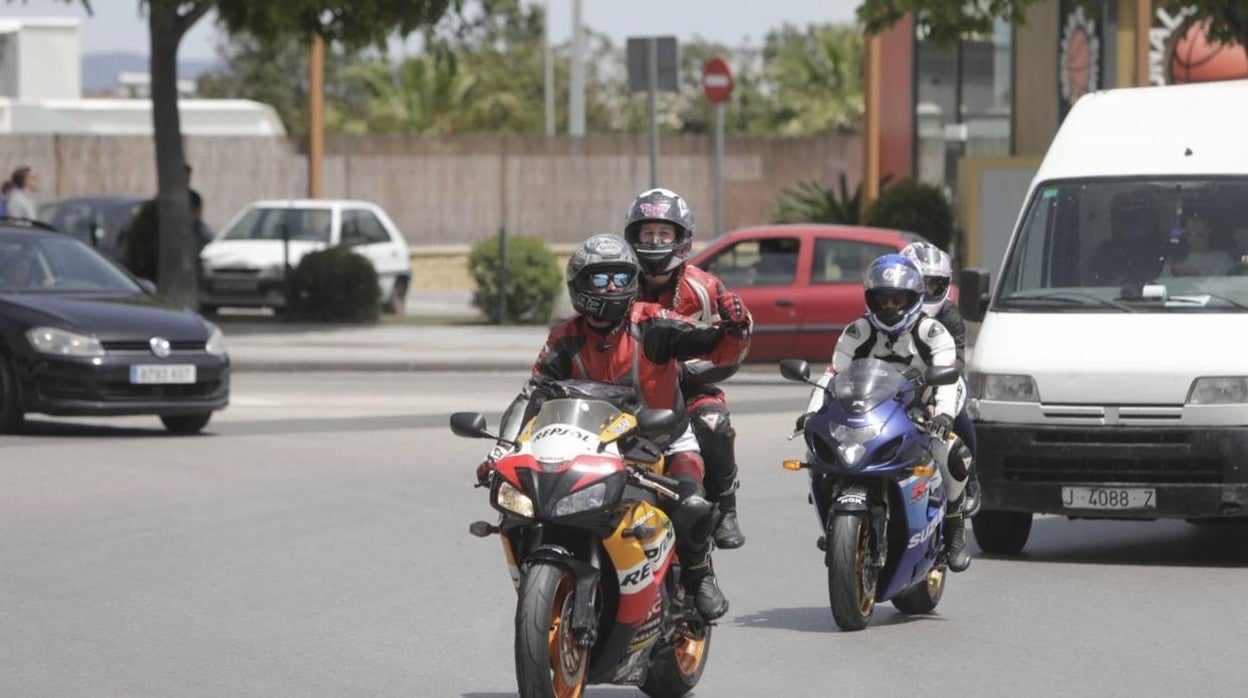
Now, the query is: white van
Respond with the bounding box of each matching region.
[960,81,1248,554]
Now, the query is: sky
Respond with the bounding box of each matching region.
[0,0,861,61]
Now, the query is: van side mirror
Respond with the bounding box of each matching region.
[137,278,157,295]
[958,268,991,322]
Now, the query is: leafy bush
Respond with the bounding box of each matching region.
[864,179,954,250]
[287,246,380,323]
[771,173,864,224]
[468,235,562,324]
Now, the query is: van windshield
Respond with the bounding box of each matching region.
[996,178,1248,312]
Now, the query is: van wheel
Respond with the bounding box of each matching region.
[971,510,1033,555]
[384,277,409,315]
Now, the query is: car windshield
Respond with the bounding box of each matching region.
[221,207,332,243]
[0,235,141,294]
[996,178,1248,312]
[831,359,907,413]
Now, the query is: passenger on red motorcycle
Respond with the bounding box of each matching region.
[799,253,974,572]
[624,187,752,550]
[480,233,751,620]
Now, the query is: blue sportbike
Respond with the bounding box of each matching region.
[780,357,960,631]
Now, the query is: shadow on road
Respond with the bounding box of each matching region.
[732,605,947,634]
[976,516,1248,568]
[464,689,638,698]
[17,419,186,438]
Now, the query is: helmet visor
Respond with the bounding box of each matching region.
[924,276,951,300]
[588,270,636,290]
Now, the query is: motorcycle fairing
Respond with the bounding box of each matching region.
[601,501,675,626]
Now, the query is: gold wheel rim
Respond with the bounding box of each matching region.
[926,566,945,596]
[854,518,876,617]
[672,628,708,676]
[547,573,586,698]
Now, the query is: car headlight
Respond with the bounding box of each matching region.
[970,372,1039,401]
[204,325,228,357]
[26,327,105,357]
[1187,377,1248,404]
[496,481,535,517]
[553,482,606,517]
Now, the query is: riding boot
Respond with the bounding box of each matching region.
[964,468,982,518]
[944,495,972,573]
[713,492,746,549]
[668,486,729,620]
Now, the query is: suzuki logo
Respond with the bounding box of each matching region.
[149,336,171,358]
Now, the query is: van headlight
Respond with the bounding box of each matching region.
[496,481,535,517]
[1187,377,1248,404]
[970,372,1039,401]
[553,483,606,516]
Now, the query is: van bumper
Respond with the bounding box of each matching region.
[975,423,1248,519]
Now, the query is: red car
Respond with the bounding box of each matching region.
[689,224,935,362]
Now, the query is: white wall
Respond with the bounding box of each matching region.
[13,19,80,100]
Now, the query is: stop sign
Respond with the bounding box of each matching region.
[701,57,734,104]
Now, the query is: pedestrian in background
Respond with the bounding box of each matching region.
[6,166,38,219]
[0,181,11,218]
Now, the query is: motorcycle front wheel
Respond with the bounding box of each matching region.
[640,582,712,698]
[515,562,587,698]
[827,513,877,631]
[891,564,946,615]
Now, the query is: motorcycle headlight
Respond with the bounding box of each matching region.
[496,481,535,517]
[552,482,606,517]
[26,326,105,357]
[837,442,867,467]
[970,372,1039,401]
[830,422,885,445]
[1187,377,1248,404]
[204,325,228,357]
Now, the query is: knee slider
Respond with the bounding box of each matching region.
[694,407,733,437]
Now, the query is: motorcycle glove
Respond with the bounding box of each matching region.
[926,414,955,441]
[716,293,752,337]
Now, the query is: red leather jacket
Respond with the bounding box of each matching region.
[642,265,750,386]
[498,301,750,441]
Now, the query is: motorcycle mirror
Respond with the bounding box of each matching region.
[925,366,960,386]
[779,358,811,383]
[636,408,679,438]
[449,412,492,439]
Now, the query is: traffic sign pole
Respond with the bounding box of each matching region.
[714,103,724,238]
[648,38,659,188]
[701,57,734,236]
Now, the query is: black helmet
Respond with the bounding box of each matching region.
[623,188,695,274]
[566,234,641,323]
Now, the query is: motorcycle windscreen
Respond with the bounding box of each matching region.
[526,398,624,463]
[831,358,908,414]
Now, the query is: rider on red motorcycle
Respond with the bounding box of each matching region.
[481,233,751,620]
[624,187,753,549]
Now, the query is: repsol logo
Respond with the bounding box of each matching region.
[533,426,592,442]
[643,529,674,563]
[907,509,945,549]
[620,563,652,588]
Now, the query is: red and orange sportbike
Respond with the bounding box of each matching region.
[450,379,712,698]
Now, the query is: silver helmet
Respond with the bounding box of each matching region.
[566,234,641,323]
[900,241,953,316]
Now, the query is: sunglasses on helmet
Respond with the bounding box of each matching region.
[588,271,635,289]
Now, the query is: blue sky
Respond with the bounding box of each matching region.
[0,0,860,61]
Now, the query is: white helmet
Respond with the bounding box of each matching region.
[900,241,952,316]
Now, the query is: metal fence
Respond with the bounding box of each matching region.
[0,132,861,246]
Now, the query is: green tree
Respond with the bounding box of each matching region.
[857,0,1043,46]
[762,24,864,135]
[29,0,459,310]
[771,174,869,225]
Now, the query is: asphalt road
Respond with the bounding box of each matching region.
[3,372,1247,697]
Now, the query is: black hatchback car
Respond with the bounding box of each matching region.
[0,222,229,433]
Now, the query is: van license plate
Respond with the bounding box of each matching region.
[214,278,259,293]
[130,365,196,384]
[1061,487,1155,510]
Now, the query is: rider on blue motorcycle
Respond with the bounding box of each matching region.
[798,254,974,572]
[900,241,980,515]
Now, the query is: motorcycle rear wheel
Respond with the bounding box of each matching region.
[640,617,711,697]
[891,565,946,615]
[827,513,877,631]
[515,562,587,698]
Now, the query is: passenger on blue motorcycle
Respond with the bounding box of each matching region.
[797,254,975,572]
[900,241,980,516]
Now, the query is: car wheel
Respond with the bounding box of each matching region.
[383,277,409,315]
[160,412,212,434]
[0,353,24,434]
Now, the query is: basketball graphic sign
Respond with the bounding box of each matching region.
[1169,19,1248,84]
[1059,4,1099,115]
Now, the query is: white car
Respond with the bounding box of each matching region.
[200,199,411,314]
